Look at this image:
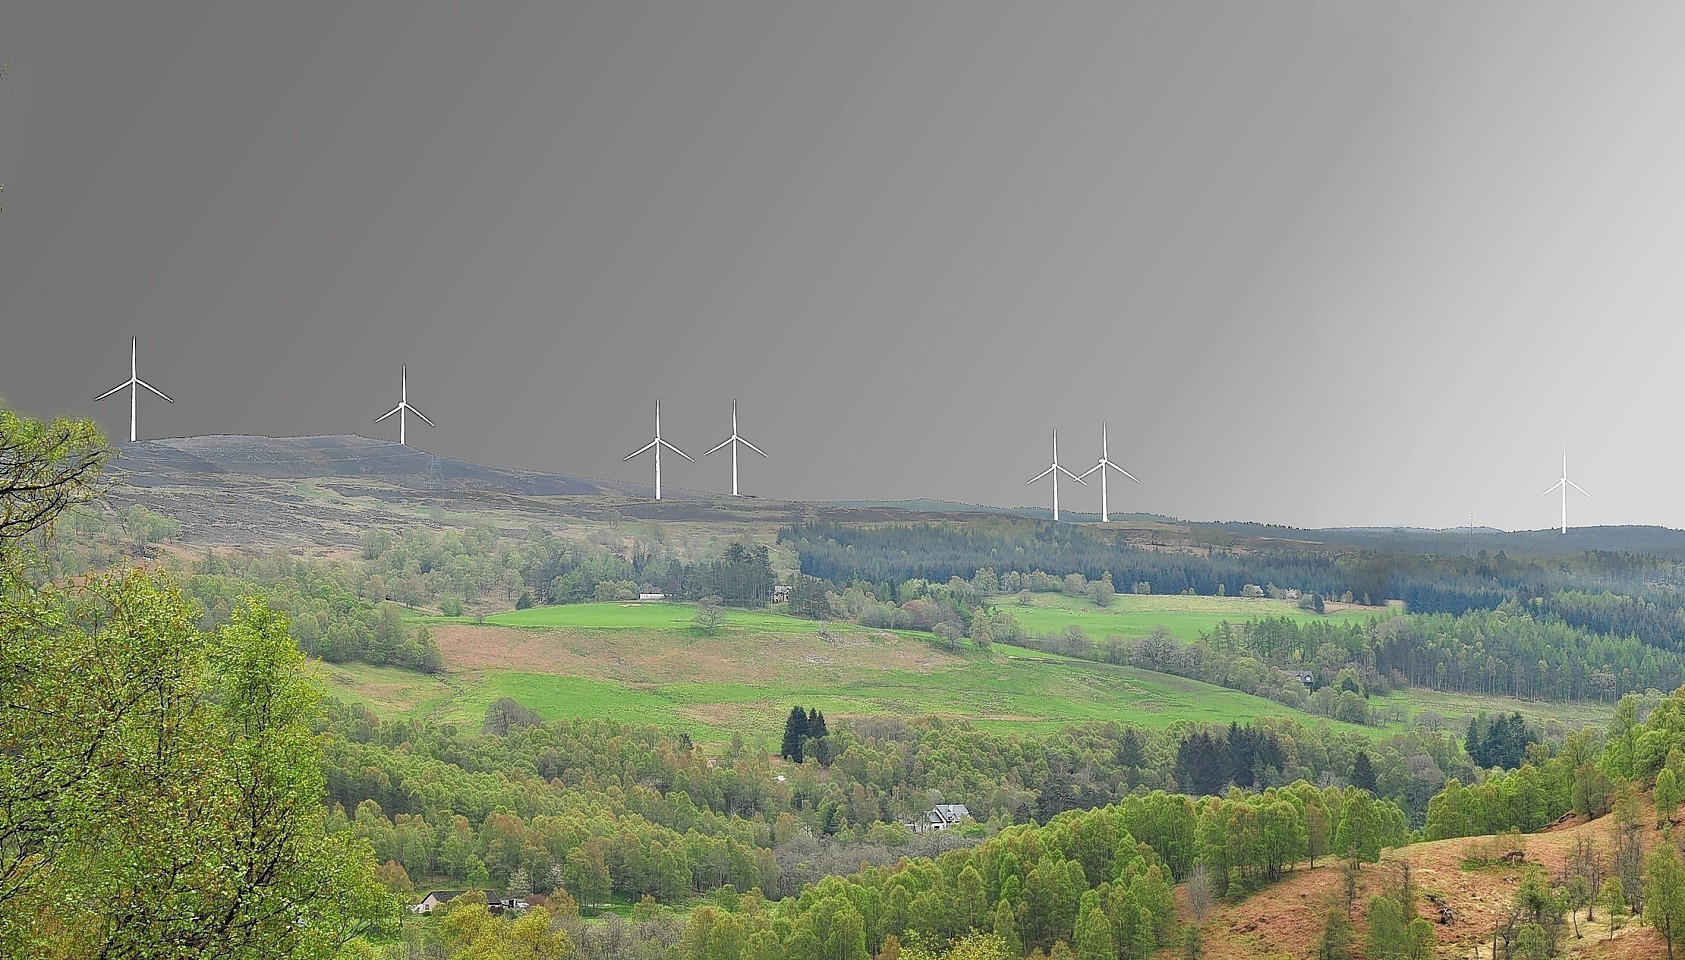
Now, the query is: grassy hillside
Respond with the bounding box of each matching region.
[991,591,1389,643]
[327,601,1382,744]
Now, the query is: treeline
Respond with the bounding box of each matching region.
[180,551,445,672]
[785,520,1358,601]
[674,785,1404,960]
[784,521,1685,624]
[1224,607,1685,702]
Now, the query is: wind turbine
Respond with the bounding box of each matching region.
[1537,450,1591,534]
[94,336,173,442]
[373,364,435,446]
[1077,421,1140,523]
[1025,428,1085,521]
[624,400,693,500]
[703,400,768,497]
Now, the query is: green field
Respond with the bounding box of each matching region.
[1376,687,1616,736]
[335,601,1379,745]
[991,591,1390,643]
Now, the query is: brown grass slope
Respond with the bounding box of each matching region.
[1186,804,1672,960]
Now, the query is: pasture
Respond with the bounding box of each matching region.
[991,591,1389,643]
[339,601,1380,745]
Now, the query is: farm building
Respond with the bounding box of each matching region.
[411,891,527,915]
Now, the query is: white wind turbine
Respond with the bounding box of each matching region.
[624,400,692,500]
[703,400,768,497]
[1077,422,1140,523]
[1537,449,1592,534]
[373,364,435,446]
[1025,428,1085,521]
[94,336,173,442]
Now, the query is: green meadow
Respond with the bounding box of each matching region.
[993,591,1390,643]
[342,601,1380,745]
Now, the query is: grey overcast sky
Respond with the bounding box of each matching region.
[4,2,1684,530]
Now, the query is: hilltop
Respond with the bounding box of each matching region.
[103,435,1685,564]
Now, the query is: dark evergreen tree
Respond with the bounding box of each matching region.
[1352,751,1377,792]
[780,706,808,763]
[1118,726,1146,768]
[1177,731,1228,796]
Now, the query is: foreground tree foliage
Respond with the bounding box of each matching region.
[0,405,109,544]
[0,406,393,957]
[0,566,395,957]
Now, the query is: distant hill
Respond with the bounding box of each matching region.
[114,434,668,498]
[99,434,1685,562]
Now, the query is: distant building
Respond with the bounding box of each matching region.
[910,803,972,833]
[1239,584,1265,599]
[639,593,666,601]
[412,891,524,915]
[1292,670,1315,687]
[1284,588,1301,601]
[772,584,792,603]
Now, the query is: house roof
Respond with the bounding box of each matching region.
[419,891,502,905]
[932,804,972,822]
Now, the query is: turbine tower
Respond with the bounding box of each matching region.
[94,336,173,442]
[1537,450,1592,534]
[373,364,435,446]
[703,400,768,497]
[1025,428,1085,521]
[1077,421,1140,523]
[624,400,693,500]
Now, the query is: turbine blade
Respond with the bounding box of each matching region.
[1077,462,1102,479]
[375,405,403,423]
[1536,481,1563,499]
[704,437,733,456]
[1057,465,1086,483]
[658,438,695,462]
[135,379,173,402]
[1566,478,1592,498]
[1111,463,1141,483]
[93,380,133,402]
[1026,465,1055,484]
[738,436,769,458]
[623,439,659,460]
[409,405,437,427]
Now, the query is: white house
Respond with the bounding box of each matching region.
[639,593,666,601]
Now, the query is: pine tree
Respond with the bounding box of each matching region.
[1365,896,1405,960]
[1646,845,1685,960]
[1317,909,1352,960]
[1352,752,1377,792]
[1130,906,1157,960]
[1657,768,1680,824]
[781,706,807,763]
[1600,876,1626,939]
[992,900,1023,958]
[1074,893,1114,960]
